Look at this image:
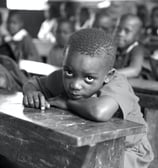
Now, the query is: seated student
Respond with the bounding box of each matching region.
[23,28,154,168]
[115,13,147,78]
[38,1,60,43]
[47,18,75,67]
[6,11,40,62]
[145,6,158,42]
[75,7,94,31]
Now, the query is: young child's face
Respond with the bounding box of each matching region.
[56,22,73,47]
[116,18,140,49]
[7,15,22,36]
[62,51,107,100]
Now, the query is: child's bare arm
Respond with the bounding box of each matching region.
[118,47,144,78]
[67,95,119,121]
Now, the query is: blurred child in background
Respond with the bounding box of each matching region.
[38,1,60,43]
[6,11,40,62]
[145,6,158,41]
[75,7,94,30]
[115,13,147,78]
[47,18,75,67]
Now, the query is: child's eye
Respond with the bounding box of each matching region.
[85,76,94,83]
[64,70,73,77]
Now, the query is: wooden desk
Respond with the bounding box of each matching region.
[129,78,158,168]
[0,92,145,168]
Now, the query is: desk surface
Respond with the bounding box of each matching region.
[129,78,158,109]
[0,92,145,147]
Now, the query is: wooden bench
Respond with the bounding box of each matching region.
[0,92,145,168]
[129,78,158,168]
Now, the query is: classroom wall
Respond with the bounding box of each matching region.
[14,10,44,38]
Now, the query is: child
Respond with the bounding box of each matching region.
[38,1,60,43]
[115,13,147,78]
[23,28,153,168]
[47,18,75,67]
[75,7,94,31]
[145,6,158,41]
[6,11,40,62]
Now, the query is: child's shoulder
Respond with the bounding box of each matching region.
[102,70,134,94]
[130,42,147,57]
[100,71,142,120]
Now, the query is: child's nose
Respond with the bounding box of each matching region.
[118,29,125,36]
[70,80,82,91]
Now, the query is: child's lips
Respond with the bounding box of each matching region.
[68,92,82,100]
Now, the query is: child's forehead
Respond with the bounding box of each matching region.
[121,16,140,25]
[65,53,107,73]
[121,17,141,29]
[9,15,21,22]
[66,50,107,68]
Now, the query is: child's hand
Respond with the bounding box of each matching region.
[48,96,68,110]
[23,91,50,110]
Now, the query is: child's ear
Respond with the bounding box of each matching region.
[104,68,115,83]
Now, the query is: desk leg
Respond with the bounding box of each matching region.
[145,108,158,168]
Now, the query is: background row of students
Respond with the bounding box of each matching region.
[0,1,158,92]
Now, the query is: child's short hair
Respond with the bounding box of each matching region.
[66,28,116,70]
[120,13,142,28]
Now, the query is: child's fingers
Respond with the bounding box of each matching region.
[33,93,40,108]
[23,95,29,107]
[27,94,35,108]
[39,93,46,110]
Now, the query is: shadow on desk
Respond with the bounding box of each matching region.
[0,155,19,168]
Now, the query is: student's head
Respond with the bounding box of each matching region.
[116,13,142,49]
[62,28,116,99]
[55,18,75,47]
[7,11,24,36]
[151,6,158,28]
[93,11,115,34]
[44,1,60,20]
[60,2,76,20]
[79,7,90,26]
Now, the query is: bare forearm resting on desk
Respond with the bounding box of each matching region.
[67,96,119,122]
